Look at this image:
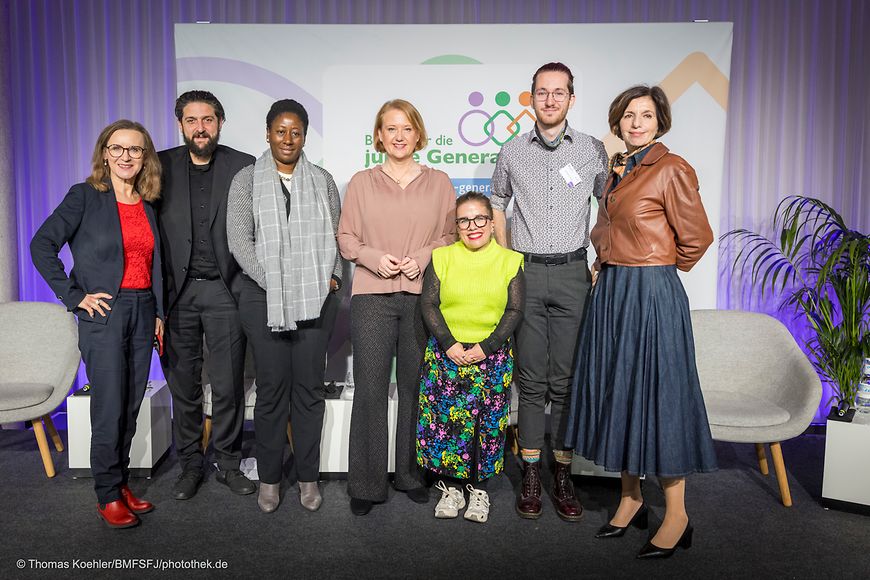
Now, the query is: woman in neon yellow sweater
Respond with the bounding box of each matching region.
[417,192,525,524]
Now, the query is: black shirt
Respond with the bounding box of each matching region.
[187,158,220,279]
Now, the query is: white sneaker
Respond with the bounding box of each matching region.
[464,485,490,523]
[434,480,466,518]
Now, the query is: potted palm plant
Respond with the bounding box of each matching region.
[721,195,870,419]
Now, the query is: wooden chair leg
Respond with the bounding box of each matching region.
[510,425,519,456]
[769,441,793,507]
[32,420,56,478]
[201,416,213,452]
[43,414,64,452]
[286,421,294,452]
[755,443,769,475]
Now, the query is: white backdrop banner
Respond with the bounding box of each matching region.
[175,23,732,375]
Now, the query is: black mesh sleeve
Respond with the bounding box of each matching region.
[419,264,457,351]
[480,266,525,356]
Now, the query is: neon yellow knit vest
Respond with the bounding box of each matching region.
[432,240,524,344]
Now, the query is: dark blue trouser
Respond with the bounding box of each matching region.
[78,289,156,504]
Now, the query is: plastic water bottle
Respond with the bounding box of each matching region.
[856,357,870,414]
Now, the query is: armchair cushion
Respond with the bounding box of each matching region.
[0,382,54,412]
[704,390,791,428]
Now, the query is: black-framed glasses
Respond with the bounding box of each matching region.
[533,89,571,103]
[105,144,145,159]
[456,215,492,230]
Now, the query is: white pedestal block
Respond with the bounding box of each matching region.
[823,412,870,507]
[320,383,398,474]
[571,455,621,478]
[67,380,172,478]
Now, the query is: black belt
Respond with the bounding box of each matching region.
[522,248,587,265]
[189,273,220,281]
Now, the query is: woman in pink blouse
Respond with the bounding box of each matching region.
[338,99,456,515]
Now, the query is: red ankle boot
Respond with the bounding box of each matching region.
[120,484,155,514]
[97,500,139,528]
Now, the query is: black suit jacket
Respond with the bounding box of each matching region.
[30,182,165,324]
[156,144,255,311]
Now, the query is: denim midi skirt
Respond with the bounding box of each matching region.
[564,265,718,477]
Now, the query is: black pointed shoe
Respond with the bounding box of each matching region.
[350,498,373,516]
[637,522,693,559]
[595,503,649,539]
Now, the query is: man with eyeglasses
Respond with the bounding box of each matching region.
[157,90,256,501]
[491,62,608,521]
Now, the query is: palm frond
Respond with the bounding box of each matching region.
[722,195,870,407]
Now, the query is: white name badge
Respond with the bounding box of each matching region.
[559,163,582,188]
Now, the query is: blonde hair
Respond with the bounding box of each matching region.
[86,120,161,202]
[373,99,428,153]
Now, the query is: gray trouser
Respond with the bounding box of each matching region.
[347,293,427,501]
[515,259,591,450]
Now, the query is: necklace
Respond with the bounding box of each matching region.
[277,170,293,183]
[382,162,418,185]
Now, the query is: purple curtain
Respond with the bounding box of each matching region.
[6,0,869,417]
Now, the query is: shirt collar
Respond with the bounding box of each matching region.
[527,123,576,146]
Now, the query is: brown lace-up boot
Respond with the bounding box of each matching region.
[516,460,543,519]
[552,461,583,521]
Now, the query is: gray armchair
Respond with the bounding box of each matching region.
[0,301,80,477]
[691,309,822,506]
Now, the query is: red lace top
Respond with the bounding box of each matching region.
[117,201,154,289]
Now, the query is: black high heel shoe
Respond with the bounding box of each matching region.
[595,503,649,539]
[636,522,693,559]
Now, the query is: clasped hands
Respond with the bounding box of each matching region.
[377,253,420,280]
[445,342,486,366]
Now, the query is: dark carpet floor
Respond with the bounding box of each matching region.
[0,425,867,579]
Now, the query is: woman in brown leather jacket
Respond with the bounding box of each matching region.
[565,85,717,559]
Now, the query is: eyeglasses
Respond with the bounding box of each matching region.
[105,144,145,159]
[456,215,492,230]
[533,89,571,103]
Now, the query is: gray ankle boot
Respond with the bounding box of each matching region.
[258,482,280,513]
[299,481,322,511]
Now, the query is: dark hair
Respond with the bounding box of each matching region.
[608,85,672,140]
[174,90,226,122]
[86,119,161,202]
[266,99,309,136]
[531,62,574,95]
[373,99,428,154]
[456,191,493,218]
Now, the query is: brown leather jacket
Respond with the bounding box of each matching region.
[591,143,713,272]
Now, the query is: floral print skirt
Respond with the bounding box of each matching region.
[416,336,513,481]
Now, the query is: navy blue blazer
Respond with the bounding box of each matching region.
[30,182,165,325]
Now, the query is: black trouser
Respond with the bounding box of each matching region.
[515,259,591,451]
[238,275,337,484]
[78,289,156,505]
[347,293,426,502]
[161,278,246,474]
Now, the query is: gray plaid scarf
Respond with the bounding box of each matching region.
[252,150,336,331]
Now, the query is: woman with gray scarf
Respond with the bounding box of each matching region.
[227,99,342,513]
